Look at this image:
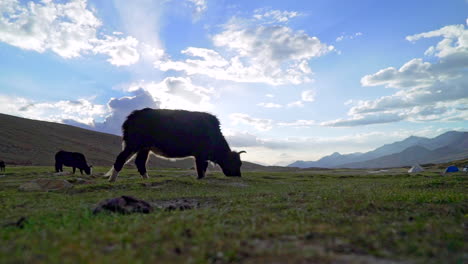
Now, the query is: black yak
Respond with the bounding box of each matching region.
[55,151,92,175]
[0,161,5,172]
[106,108,245,182]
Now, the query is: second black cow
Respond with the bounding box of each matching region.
[55,150,92,175]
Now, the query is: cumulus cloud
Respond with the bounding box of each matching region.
[257,102,282,108]
[277,120,316,127]
[155,11,333,85]
[321,112,407,127]
[0,0,140,66]
[89,89,160,135]
[287,100,304,108]
[253,8,300,23]
[0,94,107,125]
[323,20,468,126]
[230,113,273,131]
[281,89,317,108]
[335,32,363,42]
[186,0,207,21]
[92,35,140,66]
[127,77,214,111]
[301,89,316,102]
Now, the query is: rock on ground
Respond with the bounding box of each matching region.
[93,195,153,215]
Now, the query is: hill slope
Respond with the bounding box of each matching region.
[0,113,265,171]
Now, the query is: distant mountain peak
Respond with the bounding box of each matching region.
[288,130,467,168]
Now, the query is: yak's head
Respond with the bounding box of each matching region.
[220,151,246,177]
[84,165,93,175]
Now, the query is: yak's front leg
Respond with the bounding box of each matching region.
[135,148,150,179]
[55,162,62,173]
[72,167,76,174]
[195,157,208,179]
[109,147,135,182]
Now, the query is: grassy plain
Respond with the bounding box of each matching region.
[0,166,466,263]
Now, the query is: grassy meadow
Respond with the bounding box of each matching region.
[0,166,466,263]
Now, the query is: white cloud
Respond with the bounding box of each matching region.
[287,100,304,108]
[0,0,140,66]
[127,77,215,111]
[253,9,300,23]
[283,89,316,108]
[0,94,107,125]
[301,89,316,102]
[277,120,315,127]
[321,112,407,127]
[92,35,140,66]
[187,0,207,21]
[257,102,282,108]
[89,89,160,134]
[230,113,273,131]
[213,23,332,67]
[323,21,468,126]
[406,24,468,59]
[335,32,363,42]
[155,12,333,85]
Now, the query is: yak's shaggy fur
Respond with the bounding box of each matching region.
[106,108,244,182]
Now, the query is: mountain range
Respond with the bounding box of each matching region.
[289,131,468,169]
[1,113,466,170]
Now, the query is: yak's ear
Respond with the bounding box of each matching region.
[238,151,247,154]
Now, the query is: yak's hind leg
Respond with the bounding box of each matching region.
[108,147,136,182]
[195,156,208,179]
[135,148,150,179]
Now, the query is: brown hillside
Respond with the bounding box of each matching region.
[0,113,266,171]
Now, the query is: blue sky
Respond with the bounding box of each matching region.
[0,0,467,165]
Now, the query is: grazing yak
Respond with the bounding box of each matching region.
[55,151,92,175]
[106,108,245,182]
[0,161,5,172]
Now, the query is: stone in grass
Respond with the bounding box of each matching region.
[19,179,73,192]
[93,195,153,215]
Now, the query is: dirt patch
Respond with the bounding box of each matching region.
[152,198,202,211]
[19,178,73,192]
[239,236,405,264]
[140,180,175,188]
[203,178,249,188]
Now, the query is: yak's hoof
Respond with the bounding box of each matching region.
[141,173,149,179]
[108,170,119,182]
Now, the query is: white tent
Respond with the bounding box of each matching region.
[408,164,424,173]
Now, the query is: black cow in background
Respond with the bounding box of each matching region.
[0,161,5,172]
[55,151,92,175]
[106,108,245,182]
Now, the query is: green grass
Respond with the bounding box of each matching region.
[0,166,466,263]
